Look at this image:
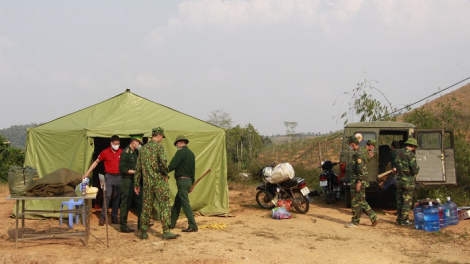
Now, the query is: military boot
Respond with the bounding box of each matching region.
[141,230,148,239]
[162,232,180,240]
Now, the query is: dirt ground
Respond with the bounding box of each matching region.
[1,183,469,264]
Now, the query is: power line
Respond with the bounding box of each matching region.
[380,76,470,119]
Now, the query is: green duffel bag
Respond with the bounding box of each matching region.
[8,166,39,196]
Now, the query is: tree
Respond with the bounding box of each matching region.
[0,134,25,182]
[338,79,397,125]
[284,121,298,145]
[206,110,232,130]
[225,124,266,176]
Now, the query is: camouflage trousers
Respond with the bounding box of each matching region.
[350,188,377,224]
[396,183,415,223]
[141,177,171,232]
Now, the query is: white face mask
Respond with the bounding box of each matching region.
[111,144,120,151]
[135,143,142,150]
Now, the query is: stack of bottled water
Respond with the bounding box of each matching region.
[414,197,460,231]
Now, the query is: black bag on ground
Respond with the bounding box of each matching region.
[8,166,39,196]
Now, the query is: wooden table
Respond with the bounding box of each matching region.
[7,193,97,248]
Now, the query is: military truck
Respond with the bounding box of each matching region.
[339,121,456,208]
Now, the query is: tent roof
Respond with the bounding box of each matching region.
[34,89,222,137]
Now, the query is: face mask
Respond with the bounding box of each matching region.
[135,143,142,150]
[348,145,353,150]
[111,144,119,151]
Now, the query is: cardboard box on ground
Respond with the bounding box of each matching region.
[458,208,470,220]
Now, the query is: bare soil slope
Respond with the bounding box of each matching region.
[1,183,469,264]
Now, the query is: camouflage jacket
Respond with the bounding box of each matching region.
[394,148,420,181]
[134,140,168,188]
[351,148,369,187]
[360,146,374,162]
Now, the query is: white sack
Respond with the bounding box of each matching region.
[269,163,295,184]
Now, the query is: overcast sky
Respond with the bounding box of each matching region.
[1,0,469,135]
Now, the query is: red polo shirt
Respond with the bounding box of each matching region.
[97,147,122,174]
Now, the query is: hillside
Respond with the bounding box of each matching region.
[403,83,470,123]
[0,123,37,149]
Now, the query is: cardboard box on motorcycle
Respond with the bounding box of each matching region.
[339,121,457,208]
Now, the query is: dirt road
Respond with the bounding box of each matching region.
[1,183,469,264]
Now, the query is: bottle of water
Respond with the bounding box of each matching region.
[413,204,425,230]
[445,197,460,226]
[81,178,88,195]
[435,198,447,229]
[424,202,440,232]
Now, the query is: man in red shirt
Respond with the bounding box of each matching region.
[83,135,122,226]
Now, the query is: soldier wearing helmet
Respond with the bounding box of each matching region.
[344,135,379,228]
[394,138,420,226]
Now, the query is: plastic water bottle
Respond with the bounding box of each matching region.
[413,204,425,230]
[435,198,447,229]
[445,197,460,226]
[424,202,440,232]
[81,178,88,195]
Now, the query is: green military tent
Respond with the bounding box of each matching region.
[22,89,229,216]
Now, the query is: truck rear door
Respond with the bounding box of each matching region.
[415,129,457,185]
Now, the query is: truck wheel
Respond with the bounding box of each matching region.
[345,185,351,208]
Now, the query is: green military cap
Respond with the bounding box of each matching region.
[174,135,189,146]
[151,127,166,138]
[366,139,376,146]
[404,138,419,147]
[130,133,144,144]
[346,135,359,144]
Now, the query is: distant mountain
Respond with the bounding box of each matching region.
[0,123,38,149]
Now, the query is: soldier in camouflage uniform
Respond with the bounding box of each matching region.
[393,138,420,226]
[134,127,179,240]
[345,135,379,228]
[360,139,376,161]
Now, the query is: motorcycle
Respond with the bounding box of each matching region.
[319,160,341,204]
[255,165,310,214]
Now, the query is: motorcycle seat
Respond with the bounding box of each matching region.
[277,177,301,188]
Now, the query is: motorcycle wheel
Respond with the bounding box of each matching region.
[256,190,275,209]
[292,190,309,214]
[326,193,333,204]
[324,185,334,204]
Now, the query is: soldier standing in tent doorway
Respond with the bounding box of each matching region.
[83,135,122,226]
[393,138,420,226]
[134,127,179,240]
[345,135,379,228]
[169,135,198,232]
[118,134,145,233]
